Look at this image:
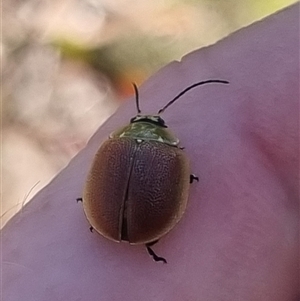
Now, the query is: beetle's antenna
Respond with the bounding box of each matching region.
[158,79,229,115]
[132,83,141,114]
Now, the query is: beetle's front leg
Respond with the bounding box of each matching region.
[190,174,199,183]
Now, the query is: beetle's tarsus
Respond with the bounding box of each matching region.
[190,174,199,183]
[145,241,167,263]
[146,246,167,263]
[89,226,94,233]
[76,197,83,203]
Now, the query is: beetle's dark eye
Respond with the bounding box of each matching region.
[156,117,166,127]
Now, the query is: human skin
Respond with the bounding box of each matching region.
[1,3,299,301]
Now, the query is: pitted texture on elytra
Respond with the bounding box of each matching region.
[83,138,134,242]
[83,137,190,244]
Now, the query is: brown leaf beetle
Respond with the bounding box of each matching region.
[78,79,229,263]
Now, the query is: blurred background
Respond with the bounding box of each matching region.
[1,0,297,228]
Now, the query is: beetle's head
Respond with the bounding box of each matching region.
[130,115,167,128]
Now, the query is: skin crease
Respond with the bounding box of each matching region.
[1,3,299,301]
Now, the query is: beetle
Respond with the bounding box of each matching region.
[78,79,229,263]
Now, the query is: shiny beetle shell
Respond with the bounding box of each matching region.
[81,80,229,261]
[83,118,190,244]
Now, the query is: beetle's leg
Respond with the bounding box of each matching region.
[145,240,167,264]
[190,174,199,183]
[76,198,93,232]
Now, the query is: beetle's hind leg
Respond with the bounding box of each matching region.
[145,240,167,263]
[190,174,199,183]
[76,197,94,233]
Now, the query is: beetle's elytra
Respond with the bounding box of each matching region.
[79,79,229,263]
